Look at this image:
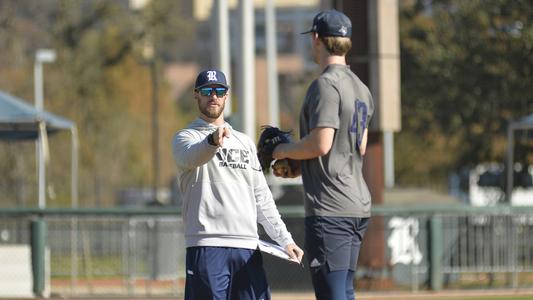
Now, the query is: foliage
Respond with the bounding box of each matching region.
[1,0,532,205]
[0,0,196,207]
[397,0,533,187]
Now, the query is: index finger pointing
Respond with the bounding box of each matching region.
[223,127,231,138]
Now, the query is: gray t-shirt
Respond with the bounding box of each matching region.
[300,64,374,217]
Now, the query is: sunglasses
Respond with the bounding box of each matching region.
[198,87,228,97]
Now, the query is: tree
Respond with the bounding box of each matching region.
[0,0,197,207]
[397,0,533,188]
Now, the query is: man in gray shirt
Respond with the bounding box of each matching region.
[273,9,374,300]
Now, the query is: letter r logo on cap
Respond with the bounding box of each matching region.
[207,71,218,81]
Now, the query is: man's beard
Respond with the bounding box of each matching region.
[199,101,225,119]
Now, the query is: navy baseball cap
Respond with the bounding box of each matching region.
[301,9,352,38]
[195,69,229,89]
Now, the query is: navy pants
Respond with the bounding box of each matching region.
[184,247,271,300]
[305,216,370,300]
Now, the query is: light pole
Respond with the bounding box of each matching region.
[238,0,255,137]
[34,48,56,209]
[140,35,160,206]
[213,0,232,117]
[130,0,161,206]
[147,44,160,206]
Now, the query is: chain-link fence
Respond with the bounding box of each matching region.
[2,205,533,297]
[0,212,185,297]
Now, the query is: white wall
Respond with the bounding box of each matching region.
[0,245,33,298]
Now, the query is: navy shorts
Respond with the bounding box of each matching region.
[305,216,369,299]
[305,216,369,272]
[184,246,271,300]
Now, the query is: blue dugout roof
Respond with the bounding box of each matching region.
[0,90,75,140]
[511,114,533,130]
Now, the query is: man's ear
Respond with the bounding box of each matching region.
[312,33,321,47]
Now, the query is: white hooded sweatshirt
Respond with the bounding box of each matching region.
[172,118,294,250]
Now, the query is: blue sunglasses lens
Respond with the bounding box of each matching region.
[199,88,211,96]
[214,88,227,97]
[200,87,227,97]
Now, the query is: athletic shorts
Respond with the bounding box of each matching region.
[305,216,370,272]
[184,246,271,300]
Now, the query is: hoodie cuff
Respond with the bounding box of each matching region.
[278,235,295,249]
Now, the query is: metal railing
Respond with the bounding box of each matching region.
[1,204,533,297]
[0,208,184,297]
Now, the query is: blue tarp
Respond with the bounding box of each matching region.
[0,90,75,140]
[511,114,533,130]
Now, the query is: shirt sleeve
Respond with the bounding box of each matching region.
[308,78,340,130]
[172,130,218,169]
[365,89,375,128]
[249,139,295,248]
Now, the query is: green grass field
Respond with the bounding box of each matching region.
[452,297,532,300]
[407,297,532,300]
[358,293,533,300]
[357,295,532,300]
[273,292,533,300]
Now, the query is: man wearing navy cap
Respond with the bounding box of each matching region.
[172,69,304,300]
[273,10,375,300]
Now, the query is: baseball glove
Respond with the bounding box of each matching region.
[257,126,292,172]
[272,158,300,178]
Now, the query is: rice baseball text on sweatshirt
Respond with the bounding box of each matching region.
[172,118,294,250]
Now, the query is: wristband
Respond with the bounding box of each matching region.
[207,132,217,146]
